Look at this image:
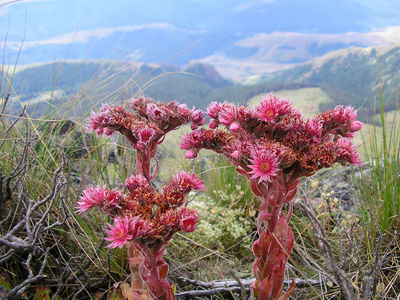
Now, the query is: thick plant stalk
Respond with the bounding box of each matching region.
[250,172,299,299]
[136,242,175,300]
[127,245,149,299]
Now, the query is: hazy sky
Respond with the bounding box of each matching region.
[1,0,400,65]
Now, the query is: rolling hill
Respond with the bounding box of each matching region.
[4,59,314,118]
[4,43,400,123]
[262,43,400,121]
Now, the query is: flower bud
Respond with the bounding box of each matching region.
[178,207,199,233]
[185,149,198,159]
[349,120,363,132]
[209,119,219,129]
[229,122,240,133]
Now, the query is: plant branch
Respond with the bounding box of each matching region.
[298,197,356,300]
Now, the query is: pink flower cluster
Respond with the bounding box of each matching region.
[77,172,203,249]
[86,98,204,149]
[180,92,362,181]
[86,97,206,182]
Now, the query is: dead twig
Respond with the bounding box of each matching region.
[176,276,322,299]
[356,208,398,299]
[0,109,69,298]
[298,194,356,300]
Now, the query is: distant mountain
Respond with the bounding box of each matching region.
[6,59,315,118]
[7,60,222,116]
[9,43,399,124]
[200,27,400,81]
[182,61,230,87]
[264,43,400,120]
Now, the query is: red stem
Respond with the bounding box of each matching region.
[252,175,297,299]
[127,244,150,299]
[137,242,175,300]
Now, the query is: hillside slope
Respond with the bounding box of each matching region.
[9,43,398,121]
[266,44,400,119]
[6,60,229,117]
[6,60,316,118]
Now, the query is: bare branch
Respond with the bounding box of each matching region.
[298,197,356,300]
[229,269,246,300]
[7,249,49,297]
[0,116,68,297]
[176,276,322,298]
[359,209,398,299]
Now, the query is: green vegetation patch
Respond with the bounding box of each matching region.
[247,87,333,117]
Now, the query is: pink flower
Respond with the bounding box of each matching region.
[125,174,153,194]
[129,216,153,238]
[349,120,363,132]
[139,128,156,142]
[167,104,190,122]
[102,128,114,136]
[218,105,236,127]
[305,119,323,143]
[136,128,156,149]
[209,119,219,129]
[86,104,136,137]
[102,189,124,213]
[206,101,221,119]
[178,207,199,233]
[248,150,279,183]
[255,93,292,122]
[255,94,279,122]
[146,103,164,121]
[349,151,362,166]
[336,139,362,166]
[333,105,358,124]
[231,150,241,160]
[131,122,158,148]
[191,109,206,126]
[235,106,252,123]
[276,97,292,116]
[228,139,251,161]
[306,119,322,135]
[86,105,113,135]
[76,185,107,213]
[166,101,179,110]
[179,130,204,150]
[105,217,133,248]
[159,209,179,230]
[129,97,151,115]
[185,149,198,159]
[229,122,240,133]
[164,171,206,194]
[178,103,189,110]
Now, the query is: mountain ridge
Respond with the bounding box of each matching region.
[5,59,316,118]
[5,43,400,122]
[248,43,400,122]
